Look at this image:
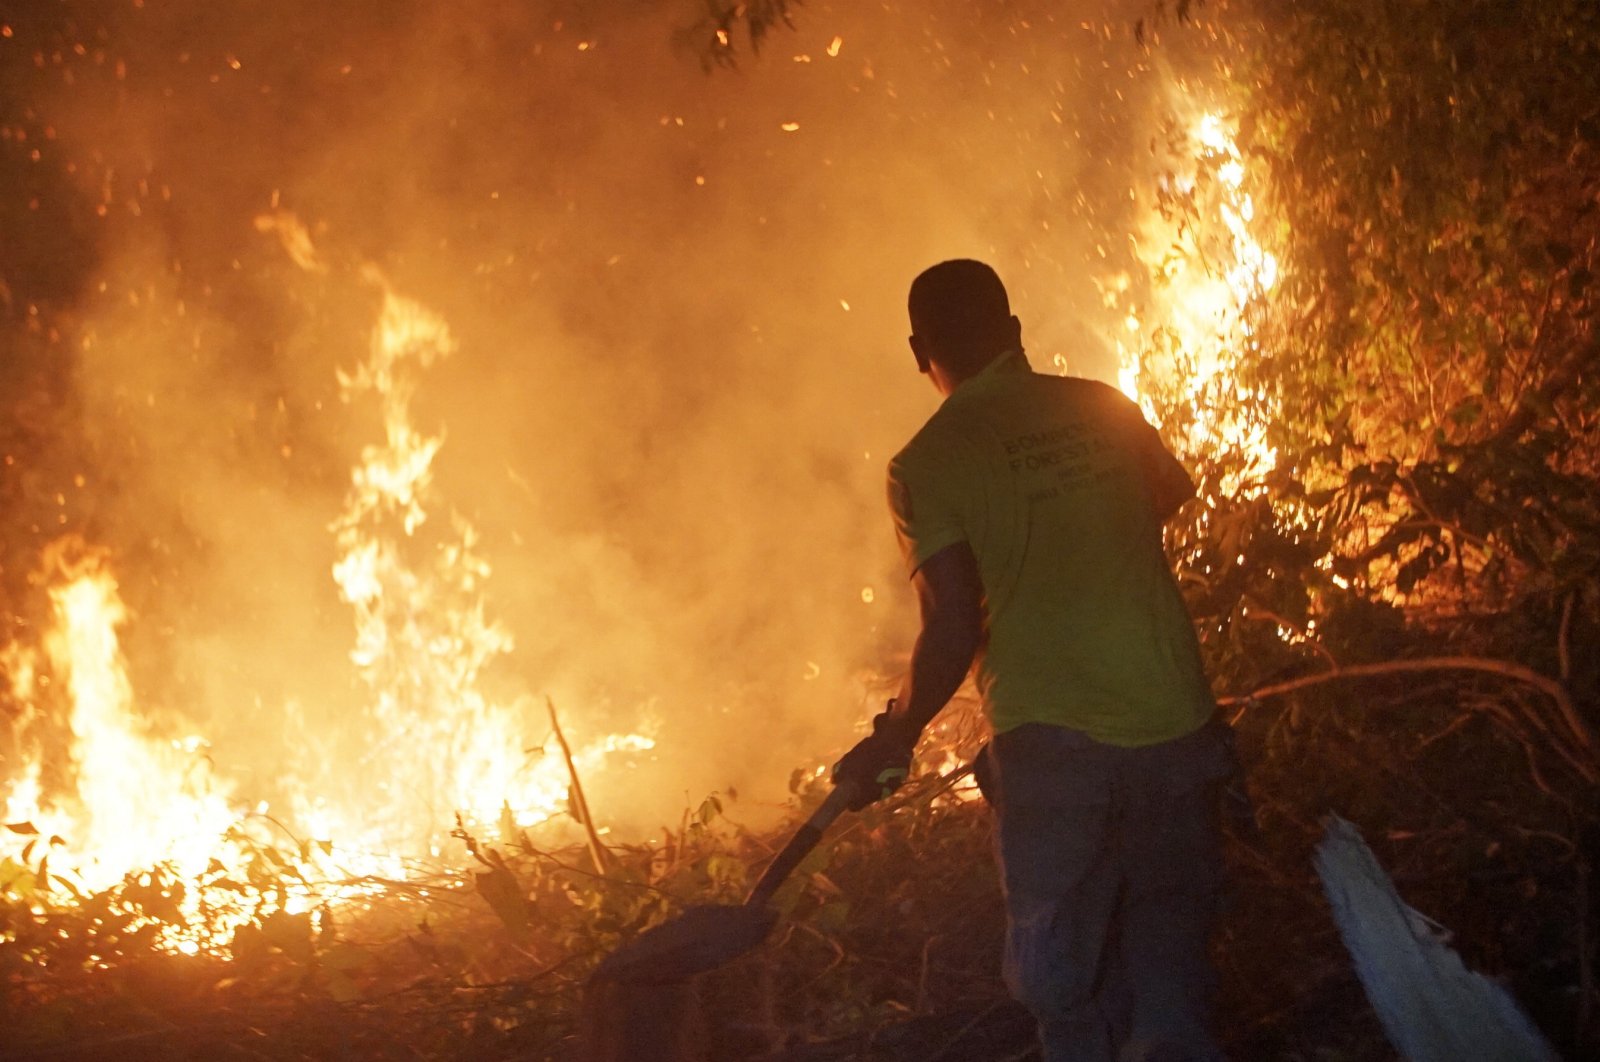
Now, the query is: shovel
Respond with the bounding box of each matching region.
[589,781,858,986]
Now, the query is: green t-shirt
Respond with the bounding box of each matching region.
[887,352,1214,746]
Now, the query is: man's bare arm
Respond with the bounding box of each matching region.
[889,541,986,736]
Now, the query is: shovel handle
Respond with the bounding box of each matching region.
[744,782,857,909]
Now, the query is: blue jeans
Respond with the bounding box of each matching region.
[974,720,1234,1062]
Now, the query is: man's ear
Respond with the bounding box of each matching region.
[910,335,931,374]
[1006,315,1023,351]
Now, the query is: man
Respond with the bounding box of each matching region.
[833,260,1235,1062]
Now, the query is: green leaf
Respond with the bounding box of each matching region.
[260,910,315,963]
[1448,397,1482,425]
[321,941,371,973]
[0,857,37,899]
[473,864,529,938]
[230,922,266,965]
[813,901,850,934]
[703,853,746,891]
[324,967,360,1002]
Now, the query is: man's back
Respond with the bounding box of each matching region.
[838,261,1231,1062]
[887,352,1213,744]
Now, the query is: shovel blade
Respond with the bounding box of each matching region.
[593,904,779,985]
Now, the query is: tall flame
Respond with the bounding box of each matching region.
[322,277,654,851]
[0,545,234,897]
[1115,110,1279,486]
[1,224,653,955]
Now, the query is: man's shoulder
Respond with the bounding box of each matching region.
[891,405,969,475]
[1026,373,1148,434]
[892,374,1138,470]
[1030,371,1130,406]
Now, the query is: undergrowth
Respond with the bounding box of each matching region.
[2,679,1595,1061]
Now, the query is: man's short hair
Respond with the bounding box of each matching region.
[908,259,1012,349]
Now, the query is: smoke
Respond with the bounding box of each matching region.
[0,0,1216,835]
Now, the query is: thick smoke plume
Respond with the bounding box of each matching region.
[0,0,1216,835]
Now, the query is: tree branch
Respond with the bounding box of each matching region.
[1220,655,1596,783]
[1492,333,1600,444]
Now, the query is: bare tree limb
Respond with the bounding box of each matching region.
[1219,656,1597,783]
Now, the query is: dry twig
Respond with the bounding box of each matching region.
[546,696,612,875]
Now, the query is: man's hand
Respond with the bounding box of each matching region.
[831,704,921,810]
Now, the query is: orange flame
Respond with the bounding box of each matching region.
[0,545,233,896]
[1115,110,1279,487]
[2,222,654,955]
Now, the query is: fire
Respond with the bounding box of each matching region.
[0,544,269,954]
[320,270,655,850]
[1114,109,1280,487]
[42,556,236,891]
[0,222,653,957]
[1,544,233,898]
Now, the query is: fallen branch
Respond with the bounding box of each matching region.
[1219,656,1597,784]
[547,696,612,875]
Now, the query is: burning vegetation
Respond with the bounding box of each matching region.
[3,0,1598,1059]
